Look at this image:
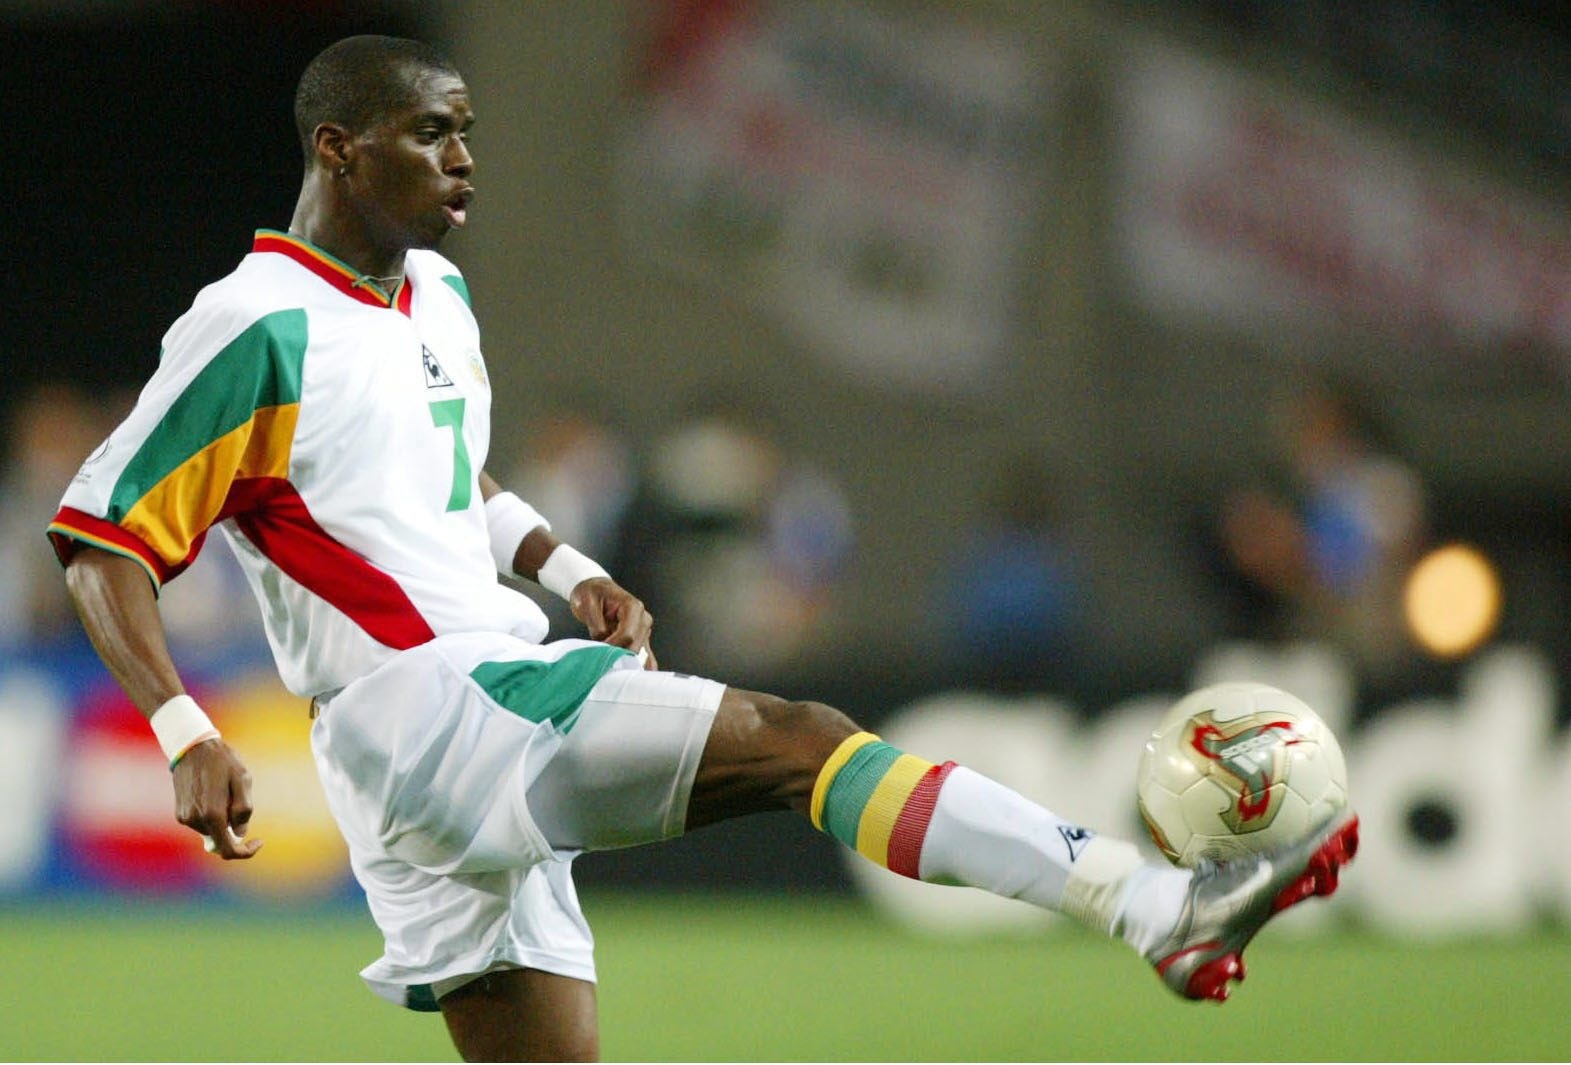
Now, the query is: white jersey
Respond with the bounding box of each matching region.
[49,230,550,696]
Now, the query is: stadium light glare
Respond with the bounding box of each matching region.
[1403,543,1503,658]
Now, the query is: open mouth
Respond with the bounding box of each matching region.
[443,188,474,228]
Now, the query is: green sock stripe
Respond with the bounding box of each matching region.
[821,741,902,849]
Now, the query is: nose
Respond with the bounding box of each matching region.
[445,136,473,179]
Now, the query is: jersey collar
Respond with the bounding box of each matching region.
[253,229,414,316]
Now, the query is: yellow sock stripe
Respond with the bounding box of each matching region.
[810,732,880,831]
[853,753,935,866]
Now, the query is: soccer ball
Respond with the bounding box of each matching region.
[1136,681,1349,867]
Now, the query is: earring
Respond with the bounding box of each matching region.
[338,166,348,178]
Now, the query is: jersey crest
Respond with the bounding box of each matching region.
[421,345,455,388]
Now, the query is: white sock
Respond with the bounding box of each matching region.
[917,766,1191,951]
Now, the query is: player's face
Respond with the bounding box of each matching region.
[348,71,476,253]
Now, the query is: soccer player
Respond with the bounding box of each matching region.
[49,35,1357,1062]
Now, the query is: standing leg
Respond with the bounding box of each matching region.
[438,968,599,1063]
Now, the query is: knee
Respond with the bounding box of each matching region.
[758,695,860,758]
[692,691,862,823]
[724,690,860,770]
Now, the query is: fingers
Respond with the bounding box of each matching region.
[173,739,264,860]
[578,583,654,649]
[228,765,254,839]
[193,807,263,859]
[607,593,653,648]
[572,583,610,640]
[604,600,652,652]
[572,581,658,666]
[201,825,263,859]
[211,765,263,860]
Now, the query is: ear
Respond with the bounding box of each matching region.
[311,122,353,173]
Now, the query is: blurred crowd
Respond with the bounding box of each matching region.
[0,384,865,682]
[0,382,266,656]
[1,372,1455,697]
[1204,377,1433,684]
[499,397,856,679]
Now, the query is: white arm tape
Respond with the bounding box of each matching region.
[150,693,220,768]
[537,544,610,600]
[485,491,550,576]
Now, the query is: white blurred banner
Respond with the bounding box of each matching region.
[617,0,1051,393]
[1116,41,1571,377]
[856,641,1571,940]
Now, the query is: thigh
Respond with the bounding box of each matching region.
[439,967,599,1063]
[526,668,723,852]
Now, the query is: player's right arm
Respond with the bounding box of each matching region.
[48,300,303,860]
[64,545,262,861]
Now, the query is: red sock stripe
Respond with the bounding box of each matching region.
[884,761,957,878]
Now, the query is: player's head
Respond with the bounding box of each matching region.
[295,36,460,167]
[294,35,475,250]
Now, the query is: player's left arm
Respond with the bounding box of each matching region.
[479,470,657,668]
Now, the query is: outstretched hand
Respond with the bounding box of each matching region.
[569,577,658,670]
[173,738,264,860]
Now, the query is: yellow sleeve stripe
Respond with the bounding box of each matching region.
[121,403,297,566]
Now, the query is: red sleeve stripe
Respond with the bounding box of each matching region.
[47,507,173,589]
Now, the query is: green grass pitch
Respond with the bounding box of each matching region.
[1,893,1566,1061]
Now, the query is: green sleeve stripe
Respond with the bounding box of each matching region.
[441,274,471,308]
[469,645,632,734]
[821,741,903,850]
[107,309,307,522]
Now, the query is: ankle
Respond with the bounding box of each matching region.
[1059,837,1145,935]
[1060,838,1192,955]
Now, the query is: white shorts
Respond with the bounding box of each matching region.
[309,631,723,1010]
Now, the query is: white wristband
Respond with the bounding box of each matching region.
[485,491,550,576]
[536,544,610,600]
[150,694,220,768]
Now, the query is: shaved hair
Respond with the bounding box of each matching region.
[294,35,461,168]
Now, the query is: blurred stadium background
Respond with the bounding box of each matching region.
[3,0,1571,1059]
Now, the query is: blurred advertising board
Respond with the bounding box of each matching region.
[853,642,1571,940]
[0,642,351,902]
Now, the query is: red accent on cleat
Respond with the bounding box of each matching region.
[1156,941,1222,977]
[1185,953,1242,1002]
[1270,816,1359,913]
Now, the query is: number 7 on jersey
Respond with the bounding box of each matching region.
[428,398,471,511]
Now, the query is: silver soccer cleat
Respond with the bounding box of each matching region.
[1147,813,1360,1002]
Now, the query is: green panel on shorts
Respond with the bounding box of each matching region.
[469,645,633,733]
[405,984,440,1013]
